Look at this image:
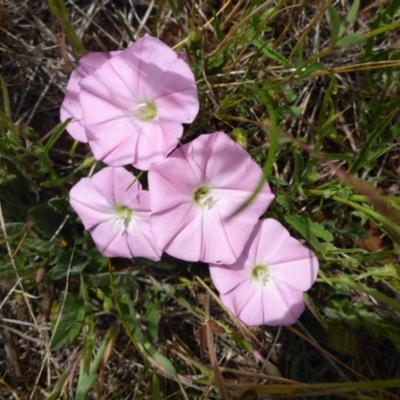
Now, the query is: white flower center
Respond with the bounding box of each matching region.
[193,186,218,209]
[251,265,270,285]
[115,205,134,229]
[132,101,158,122]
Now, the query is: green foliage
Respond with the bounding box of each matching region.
[50,294,91,349]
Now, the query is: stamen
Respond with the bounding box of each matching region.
[252,265,270,285]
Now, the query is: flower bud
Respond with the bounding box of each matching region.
[231,128,248,148]
[187,29,203,50]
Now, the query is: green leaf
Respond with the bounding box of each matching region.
[338,0,360,37]
[114,10,135,43]
[283,214,321,250]
[324,320,359,356]
[350,111,396,173]
[50,294,87,349]
[43,119,70,153]
[304,293,328,330]
[327,6,340,44]
[300,62,325,78]
[283,214,334,252]
[292,150,304,187]
[166,0,181,18]
[0,222,27,245]
[0,260,42,280]
[275,195,292,212]
[252,38,292,67]
[336,33,365,47]
[144,291,160,345]
[152,374,160,400]
[28,204,65,238]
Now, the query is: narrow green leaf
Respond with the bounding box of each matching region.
[75,321,119,400]
[151,0,165,36]
[152,374,160,400]
[336,33,365,47]
[211,6,225,41]
[43,119,70,153]
[316,76,337,149]
[144,292,160,345]
[338,0,360,37]
[292,150,304,188]
[252,38,292,67]
[327,6,340,44]
[350,110,396,173]
[144,343,189,400]
[115,10,135,43]
[228,85,278,219]
[166,0,180,18]
[300,62,325,78]
[337,277,400,313]
[304,293,328,330]
[47,0,86,57]
[0,75,12,120]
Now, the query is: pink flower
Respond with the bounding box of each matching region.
[69,167,161,260]
[148,132,275,264]
[60,51,121,142]
[209,219,319,326]
[78,34,199,170]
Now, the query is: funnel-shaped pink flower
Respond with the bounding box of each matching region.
[209,219,319,326]
[78,34,199,170]
[60,51,120,142]
[70,167,161,260]
[148,132,275,264]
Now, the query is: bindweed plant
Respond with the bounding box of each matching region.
[1,0,400,399]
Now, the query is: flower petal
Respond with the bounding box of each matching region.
[118,34,185,100]
[126,212,162,260]
[209,259,248,294]
[220,279,305,326]
[60,52,120,142]
[151,202,201,260]
[90,219,133,258]
[86,118,142,167]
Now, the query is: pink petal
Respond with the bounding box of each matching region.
[149,157,199,210]
[86,119,142,167]
[110,168,141,205]
[126,190,151,212]
[69,177,115,230]
[118,34,183,100]
[198,132,264,189]
[209,260,248,294]
[150,202,201,260]
[198,208,237,264]
[79,51,121,73]
[156,120,184,156]
[60,52,120,142]
[220,279,305,326]
[126,213,162,260]
[156,90,199,123]
[133,122,170,170]
[90,219,133,258]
